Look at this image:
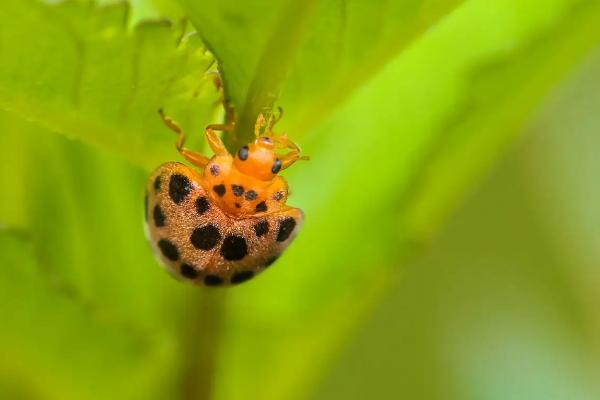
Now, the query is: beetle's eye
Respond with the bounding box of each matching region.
[271,159,282,174]
[238,146,249,161]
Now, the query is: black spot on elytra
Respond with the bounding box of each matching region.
[213,184,226,197]
[180,263,199,279]
[245,190,257,201]
[231,270,254,284]
[153,204,166,227]
[158,239,179,261]
[272,159,282,174]
[210,164,220,176]
[204,275,223,286]
[273,191,285,201]
[169,174,191,204]
[254,220,269,237]
[276,217,296,242]
[154,175,161,191]
[191,225,221,250]
[255,201,267,213]
[238,145,249,161]
[220,235,248,261]
[264,255,279,268]
[196,196,210,215]
[231,184,244,197]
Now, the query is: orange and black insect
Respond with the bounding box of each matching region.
[144,109,307,286]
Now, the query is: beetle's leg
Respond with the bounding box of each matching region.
[273,135,309,170]
[268,107,284,132]
[279,150,309,170]
[257,107,284,138]
[208,69,237,122]
[159,109,210,168]
[205,123,234,156]
[207,69,237,152]
[266,176,289,205]
[254,113,267,138]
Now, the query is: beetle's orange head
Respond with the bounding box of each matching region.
[233,136,282,181]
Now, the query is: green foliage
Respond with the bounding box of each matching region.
[0,0,599,399]
[0,0,218,170]
[178,0,465,140]
[314,50,600,398]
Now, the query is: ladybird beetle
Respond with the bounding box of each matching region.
[144,109,307,286]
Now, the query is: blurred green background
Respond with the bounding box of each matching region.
[0,0,599,399]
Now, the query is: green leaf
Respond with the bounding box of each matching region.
[403,0,600,240]
[203,1,600,399]
[0,111,206,400]
[0,230,178,400]
[0,0,219,170]
[177,0,465,141]
[1,1,599,400]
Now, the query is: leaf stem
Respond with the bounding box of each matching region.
[179,289,227,400]
[232,0,317,146]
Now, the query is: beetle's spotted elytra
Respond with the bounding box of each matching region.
[144,109,307,287]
